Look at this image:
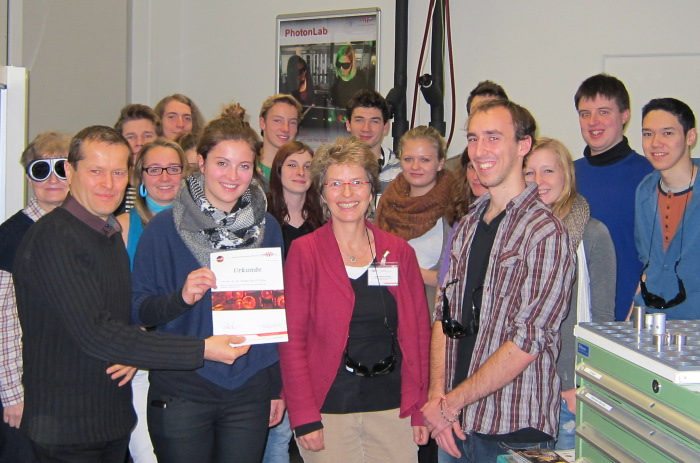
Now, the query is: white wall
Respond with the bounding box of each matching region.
[130,1,400,119]
[11,0,128,138]
[129,1,699,159]
[2,0,128,213]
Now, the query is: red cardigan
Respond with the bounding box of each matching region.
[279,220,431,429]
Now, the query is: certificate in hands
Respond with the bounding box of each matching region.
[210,247,287,345]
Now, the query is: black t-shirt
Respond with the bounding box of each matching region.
[281,221,315,258]
[452,208,505,389]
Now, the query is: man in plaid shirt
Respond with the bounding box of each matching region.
[422,99,575,462]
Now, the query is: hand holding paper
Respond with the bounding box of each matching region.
[204,335,250,364]
[182,267,217,305]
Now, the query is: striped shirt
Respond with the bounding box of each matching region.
[435,183,575,437]
[0,198,45,407]
[124,185,136,212]
[378,146,402,194]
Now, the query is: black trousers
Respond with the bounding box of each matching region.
[30,436,129,463]
[147,378,271,463]
[0,402,38,463]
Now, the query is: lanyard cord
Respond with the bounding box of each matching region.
[647,166,695,269]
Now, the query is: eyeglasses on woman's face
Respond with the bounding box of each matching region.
[142,165,183,176]
[323,180,370,191]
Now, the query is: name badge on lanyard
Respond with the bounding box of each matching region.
[368,250,399,287]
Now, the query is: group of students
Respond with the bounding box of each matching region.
[0,70,698,463]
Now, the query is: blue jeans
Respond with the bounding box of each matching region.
[555,398,576,450]
[437,432,554,463]
[262,411,292,463]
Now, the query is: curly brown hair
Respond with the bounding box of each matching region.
[445,146,477,226]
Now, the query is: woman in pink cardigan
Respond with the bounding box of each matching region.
[279,136,431,462]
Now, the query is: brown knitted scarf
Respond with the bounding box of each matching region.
[376,169,454,241]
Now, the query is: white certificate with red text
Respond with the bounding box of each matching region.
[210,248,287,345]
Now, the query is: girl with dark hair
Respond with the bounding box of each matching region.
[267,141,324,256]
[263,141,324,463]
[131,104,284,463]
[445,147,488,227]
[286,55,321,107]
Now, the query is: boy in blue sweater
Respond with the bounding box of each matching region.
[573,74,653,320]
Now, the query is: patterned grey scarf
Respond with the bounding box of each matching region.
[174,172,267,267]
[562,194,590,248]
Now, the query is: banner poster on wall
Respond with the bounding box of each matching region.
[277,8,380,149]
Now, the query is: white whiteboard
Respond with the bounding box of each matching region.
[605,54,700,156]
[0,66,28,222]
